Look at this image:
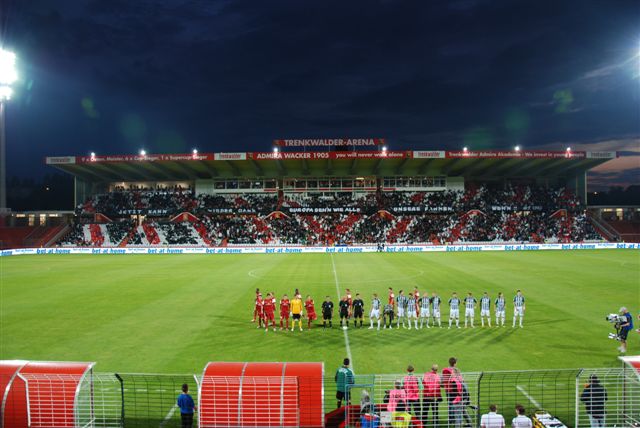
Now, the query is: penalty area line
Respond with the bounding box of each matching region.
[516,385,541,408]
[159,404,178,427]
[330,253,354,373]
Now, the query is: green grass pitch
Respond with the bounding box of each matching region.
[1,250,638,377]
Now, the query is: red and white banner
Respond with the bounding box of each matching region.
[273,138,385,147]
[249,150,409,160]
[445,150,587,159]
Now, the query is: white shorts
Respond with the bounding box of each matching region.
[407,311,417,319]
[420,308,430,317]
[465,308,474,317]
[481,309,490,317]
[449,309,459,319]
[397,307,405,317]
[433,309,441,318]
[514,307,524,316]
[370,309,380,319]
[496,310,505,318]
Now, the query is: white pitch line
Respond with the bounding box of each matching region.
[330,253,354,372]
[159,404,178,427]
[516,385,541,408]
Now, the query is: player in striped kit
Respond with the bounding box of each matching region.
[495,292,506,327]
[448,292,461,329]
[406,293,418,329]
[369,293,382,330]
[479,292,492,327]
[419,293,431,329]
[512,290,526,328]
[431,292,442,327]
[396,290,408,328]
[464,292,477,328]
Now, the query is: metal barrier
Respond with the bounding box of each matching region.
[3,368,638,427]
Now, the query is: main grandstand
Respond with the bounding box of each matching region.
[42,144,617,247]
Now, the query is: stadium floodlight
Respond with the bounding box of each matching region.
[0,49,17,102]
[514,145,521,152]
[463,146,468,153]
[382,145,388,152]
[566,147,571,152]
[192,148,198,155]
[273,147,279,153]
[139,149,146,156]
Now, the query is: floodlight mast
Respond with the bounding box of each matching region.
[0,49,18,213]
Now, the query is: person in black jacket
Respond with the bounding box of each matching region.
[580,374,607,427]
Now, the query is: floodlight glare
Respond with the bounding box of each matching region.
[0,86,12,101]
[273,147,279,153]
[463,146,468,152]
[0,50,17,86]
[139,149,146,156]
[514,145,521,152]
[566,147,571,152]
[382,146,388,152]
[192,148,198,155]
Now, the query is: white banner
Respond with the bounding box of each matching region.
[1,243,637,257]
[214,152,247,161]
[413,151,445,159]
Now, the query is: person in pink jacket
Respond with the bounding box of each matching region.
[443,367,464,427]
[402,365,421,416]
[388,380,407,412]
[422,364,443,425]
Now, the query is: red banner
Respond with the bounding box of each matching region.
[249,150,409,160]
[273,138,385,147]
[75,153,215,164]
[445,150,587,159]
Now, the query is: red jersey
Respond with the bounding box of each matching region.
[305,299,316,314]
[255,297,264,314]
[263,298,275,314]
[280,299,290,314]
[346,294,353,308]
[389,292,395,306]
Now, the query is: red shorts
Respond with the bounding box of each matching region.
[264,312,275,322]
[280,312,290,319]
[307,312,317,321]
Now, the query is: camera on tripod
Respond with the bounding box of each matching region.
[606,313,624,341]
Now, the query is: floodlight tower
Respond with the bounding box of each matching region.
[0,49,17,213]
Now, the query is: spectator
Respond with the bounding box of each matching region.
[388,380,408,413]
[402,365,420,416]
[512,405,533,428]
[580,374,607,427]
[442,367,463,428]
[177,383,196,428]
[335,358,354,408]
[481,404,505,428]
[422,364,442,425]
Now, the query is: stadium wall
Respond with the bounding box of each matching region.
[0,242,638,257]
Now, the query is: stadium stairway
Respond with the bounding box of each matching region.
[89,224,105,246]
[142,223,160,245]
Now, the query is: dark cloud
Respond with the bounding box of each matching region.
[3,0,639,188]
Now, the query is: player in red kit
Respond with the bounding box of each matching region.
[254,293,264,328]
[262,292,277,331]
[279,294,291,330]
[346,289,353,317]
[388,287,395,308]
[414,287,421,317]
[305,295,317,330]
[252,288,261,322]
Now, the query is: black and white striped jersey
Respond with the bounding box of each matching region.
[495,297,506,311]
[514,294,525,308]
[464,297,477,310]
[449,297,460,310]
[480,297,491,311]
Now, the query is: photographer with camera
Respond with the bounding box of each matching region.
[617,307,633,354]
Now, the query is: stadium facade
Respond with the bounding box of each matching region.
[45,147,616,206]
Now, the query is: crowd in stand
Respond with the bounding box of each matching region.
[59,184,603,246]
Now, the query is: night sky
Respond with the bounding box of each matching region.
[2,0,639,189]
